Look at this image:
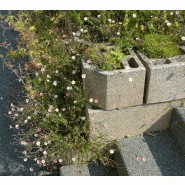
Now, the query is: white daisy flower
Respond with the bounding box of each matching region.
[21,141,26,146]
[36,72,39,76]
[82,74,86,78]
[36,141,40,146]
[55,70,59,74]
[181,36,185,41]
[34,158,37,161]
[59,159,63,163]
[8,111,12,115]
[110,149,114,154]
[133,14,136,18]
[55,108,59,112]
[15,124,19,129]
[47,79,50,82]
[44,142,47,145]
[117,32,120,35]
[24,158,28,162]
[167,22,172,26]
[48,141,51,144]
[81,117,86,121]
[47,75,51,78]
[175,10,179,15]
[80,28,84,32]
[53,81,57,86]
[20,107,24,112]
[71,80,75,85]
[42,160,45,164]
[72,56,76,60]
[108,19,111,22]
[48,108,52,113]
[89,98,93,102]
[41,68,45,72]
[26,99,29,103]
[72,158,76,162]
[67,86,72,90]
[84,17,88,21]
[84,30,88,33]
[74,101,77,104]
[43,151,47,155]
[24,119,28,123]
[97,15,101,18]
[27,116,31,120]
[54,95,58,98]
[10,125,13,129]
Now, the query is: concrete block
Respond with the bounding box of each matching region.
[82,53,146,110]
[86,99,184,141]
[60,163,118,176]
[135,46,185,104]
[114,130,185,176]
[170,107,185,153]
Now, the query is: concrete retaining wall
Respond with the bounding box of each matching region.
[86,99,184,141]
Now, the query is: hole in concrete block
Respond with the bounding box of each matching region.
[164,59,171,64]
[128,58,139,68]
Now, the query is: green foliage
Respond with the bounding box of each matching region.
[140,34,181,58]
[84,43,125,71]
[3,10,116,168]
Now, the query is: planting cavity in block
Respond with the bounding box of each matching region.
[136,46,185,104]
[82,53,146,110]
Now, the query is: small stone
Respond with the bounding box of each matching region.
[143,158,147,162]
[136,156,142,162]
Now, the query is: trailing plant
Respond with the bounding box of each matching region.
[1,10,116,172]
[84,43,125,71]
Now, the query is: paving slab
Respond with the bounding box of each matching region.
[114,129,185,176]
[170,107,185,153]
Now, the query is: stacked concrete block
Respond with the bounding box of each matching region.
[82,53,146,110]
[170,107,185,153]
[86,99,184,141]
[135,46,185,104]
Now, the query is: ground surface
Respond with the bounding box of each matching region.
[0,10,37,176]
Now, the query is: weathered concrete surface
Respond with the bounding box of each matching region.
[82,53,146,110]
[170,107,185,153]
[114,129,185,176]
[136,47,185,104]
[86,99,184,141]
[60,163,118,176]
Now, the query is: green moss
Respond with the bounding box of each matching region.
[140,34,181,58]
[84,43,125,71]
